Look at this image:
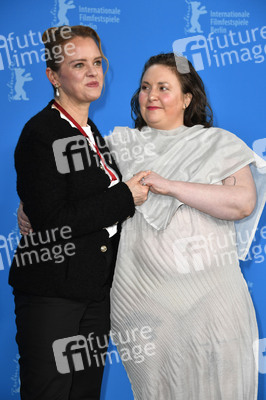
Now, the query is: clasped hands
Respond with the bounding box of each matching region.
[125,170,170,206]
[17,171,169,235]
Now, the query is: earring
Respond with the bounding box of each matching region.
[184,103,187,109]
[55,84,60,98]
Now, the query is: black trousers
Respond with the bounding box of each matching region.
[14,290,110,400]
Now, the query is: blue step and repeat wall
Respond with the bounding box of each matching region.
[1,0,266,398]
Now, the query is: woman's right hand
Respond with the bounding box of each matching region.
[18,201,32,235]
[125,171,150,206]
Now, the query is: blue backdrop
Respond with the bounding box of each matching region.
[1,0,266,398]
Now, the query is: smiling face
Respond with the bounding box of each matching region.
[138,64,192,130]
[47,36,104,107]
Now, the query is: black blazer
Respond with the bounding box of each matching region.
[9,101,135,301]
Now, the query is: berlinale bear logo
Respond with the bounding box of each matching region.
[185,0,207,34]
[12,67,33,101]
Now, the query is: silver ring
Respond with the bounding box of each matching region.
[141,178,146,186]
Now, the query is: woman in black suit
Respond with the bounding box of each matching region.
[9,25,149,400]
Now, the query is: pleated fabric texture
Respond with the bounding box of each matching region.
[111,207,258,400]
[107,125,261,400]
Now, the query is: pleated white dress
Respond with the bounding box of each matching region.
[108,125,262,400]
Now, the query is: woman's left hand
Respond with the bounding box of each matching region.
[18,201,33,235]
[142,171,170,195]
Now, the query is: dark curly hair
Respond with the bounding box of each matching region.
[131,53,213,129]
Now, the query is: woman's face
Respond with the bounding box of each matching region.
[51,36,104,106]
[139,64,191,130]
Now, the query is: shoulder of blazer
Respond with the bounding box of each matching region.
[17,100,80,146]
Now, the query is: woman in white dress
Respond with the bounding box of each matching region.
[107,53,265,399]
